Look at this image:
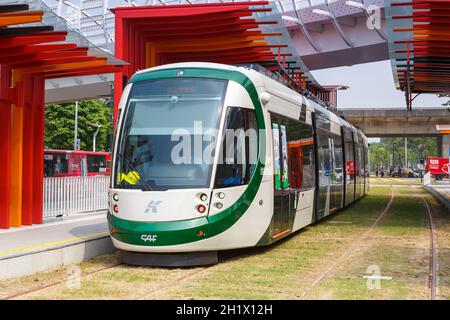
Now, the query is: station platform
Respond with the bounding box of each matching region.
[0,212,114,279]
[425,183,450,211]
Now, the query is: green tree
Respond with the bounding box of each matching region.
[369,137,438,169]
[369,143,389,169]
[45,100,112,152]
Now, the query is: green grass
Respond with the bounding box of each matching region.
[369,177,422,185]
[308,187,432,300]
[155,186,396,300]
[377,187,427,233]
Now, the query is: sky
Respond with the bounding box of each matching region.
[311,60,449,109]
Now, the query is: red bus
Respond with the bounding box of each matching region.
[426,157,449,180]
[44,149,111,177]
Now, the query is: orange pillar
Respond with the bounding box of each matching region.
[0,65,11,229]
[9,77,24,227]
[31,76,45,224]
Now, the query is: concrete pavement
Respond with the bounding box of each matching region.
[0,211,115,279]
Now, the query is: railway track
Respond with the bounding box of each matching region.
[301,187,395,299]
[136,266,215,300]
[302,186,439,300]
[418,191,438,300]
[3,256,222,300]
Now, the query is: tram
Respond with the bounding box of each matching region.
[108,62,369,266]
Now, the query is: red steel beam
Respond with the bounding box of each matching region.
[0,32,67,48]
[0,48,89,64]
[0,43,78,58]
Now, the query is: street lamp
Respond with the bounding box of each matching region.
[87,122,102,152]
[74,100,79,150]
[419,144,424,180]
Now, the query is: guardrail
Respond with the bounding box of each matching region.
[43,176,109,219]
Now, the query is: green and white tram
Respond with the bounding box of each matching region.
[109,62,369,266]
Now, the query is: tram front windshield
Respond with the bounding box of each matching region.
[115,78,227,190]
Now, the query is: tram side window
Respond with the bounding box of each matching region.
[317,127,332,187]
[364,143,369,178]
[343,128,355,183]
[355,142,362,177]
[290,121,315,190]
[330,132,344,185]
[301,143,315,189]
[215,107,258,188]
[358,143,364,177]
[271,113,315,190]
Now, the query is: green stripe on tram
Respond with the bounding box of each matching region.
[110,67,266,246]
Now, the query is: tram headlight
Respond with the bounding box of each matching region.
[216,192,225,199]
[113,204,119,213]
[113,193,119,202]
[215,202,223,209]
[197,204,206,214]
[199,193,208,201]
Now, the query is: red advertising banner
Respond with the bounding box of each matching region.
[426,157,449,175]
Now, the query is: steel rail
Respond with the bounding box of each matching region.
[301,187,395,299]
[418,191,438,300]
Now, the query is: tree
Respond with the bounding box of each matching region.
[369,143,389,169]
[45,100,112,152]
[369,137,438,170]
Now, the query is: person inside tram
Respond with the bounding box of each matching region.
[132,137,154,171]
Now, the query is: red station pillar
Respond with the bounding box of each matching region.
[0,65,11,229]
[32,76,45,225]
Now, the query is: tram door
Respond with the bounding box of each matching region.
[272,123,290,236]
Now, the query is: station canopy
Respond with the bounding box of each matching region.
[112,0,339,109]
[386,0,450,109]
[2,0,125,69]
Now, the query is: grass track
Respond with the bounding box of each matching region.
[1,185,448,300]
[369,177,422,185]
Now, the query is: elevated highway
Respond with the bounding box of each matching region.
[337,108,450,156]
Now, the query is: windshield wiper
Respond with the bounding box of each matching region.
[117,152,153,191]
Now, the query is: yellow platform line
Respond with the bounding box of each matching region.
[0,232,109,256]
